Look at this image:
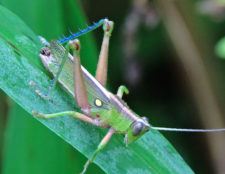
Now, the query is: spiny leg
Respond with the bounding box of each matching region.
[117,85,129,98]
[95,19,114,86]
[69,39,90,115]
[81,128,115,174]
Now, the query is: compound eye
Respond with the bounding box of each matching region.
[94,98,103,108]
[133,122,143,136]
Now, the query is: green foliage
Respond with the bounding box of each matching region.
[0,3,193,174]
[215,37,225,59]
[3,103,90,174]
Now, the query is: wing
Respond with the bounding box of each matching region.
[40,39,111,108]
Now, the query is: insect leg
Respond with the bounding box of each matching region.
[32,110,102,127]
[81,128,115,174]
[69,39,90,115]
[58,19,105,44]
[95,19,114,86]
[117,85,129,98]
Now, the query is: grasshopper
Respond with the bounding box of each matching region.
[32,19,225,174]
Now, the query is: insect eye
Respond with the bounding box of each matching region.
[133,122,143,136]
[94,98,103,108]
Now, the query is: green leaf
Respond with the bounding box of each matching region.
[3,101,103,174]
[3,102,81,174]
[215,37,225,59]
[0,5,194,174]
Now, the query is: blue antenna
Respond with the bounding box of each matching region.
[58,19,105,44]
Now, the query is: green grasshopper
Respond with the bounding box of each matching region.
[32,19,225,174]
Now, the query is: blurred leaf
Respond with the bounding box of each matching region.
[0,91,7,172]
[0,5,194,174]
[215,37,225,59]
[0,0,65,39]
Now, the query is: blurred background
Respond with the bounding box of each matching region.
[1,0,225,173]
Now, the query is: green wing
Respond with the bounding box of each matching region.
[43,40,110,107]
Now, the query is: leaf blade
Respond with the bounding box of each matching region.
[0,5,194,174]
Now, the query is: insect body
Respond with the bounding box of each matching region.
[33,19,225,174]
[39,40,150,143]
[34,19,149,173]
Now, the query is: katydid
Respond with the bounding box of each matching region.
[32,19,225,174]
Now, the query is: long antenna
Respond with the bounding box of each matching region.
[151,126,225,132]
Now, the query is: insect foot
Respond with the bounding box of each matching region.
[103,19,114,37]
[68,39,81,53]
[29,81,53,102]
[32,111,46,118]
